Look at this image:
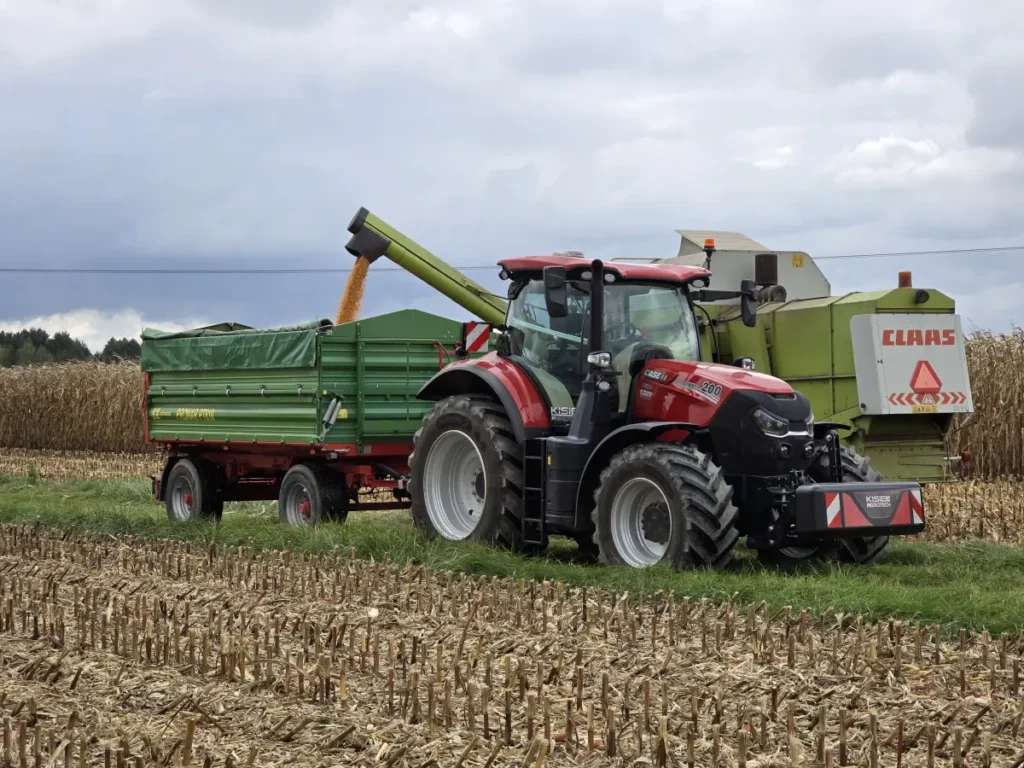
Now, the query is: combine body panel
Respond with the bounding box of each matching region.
[697,285,969,482]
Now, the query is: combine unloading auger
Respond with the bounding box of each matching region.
[345,207,508,326]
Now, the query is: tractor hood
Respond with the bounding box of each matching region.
[661,361,795,395]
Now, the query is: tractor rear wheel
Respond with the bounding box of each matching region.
[592,444,739,570]
[409,395,525,551]
[756,445,889,565]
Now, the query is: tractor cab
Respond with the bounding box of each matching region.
[496,252,755,430]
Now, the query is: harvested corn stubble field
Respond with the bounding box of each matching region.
[2,525,1024,767]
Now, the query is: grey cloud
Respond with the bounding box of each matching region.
[967,64,1024,149]
[1,0,1023,339]
[195,0,348,28]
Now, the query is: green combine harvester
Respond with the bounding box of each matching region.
[345,210,974,484]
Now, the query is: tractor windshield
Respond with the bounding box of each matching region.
[600,282,700,363]
[505,278,700,408]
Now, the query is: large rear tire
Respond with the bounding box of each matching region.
[409,395,525,550]
[755,445,889,565]
[591,444,739,570]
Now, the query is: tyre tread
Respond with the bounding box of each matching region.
[409,395,526,551]
[591,443,739,569]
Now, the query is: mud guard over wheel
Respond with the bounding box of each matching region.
[278,464,348,526]
[756,445,889,565]
[591,443,739,570]
[408,395,526,551]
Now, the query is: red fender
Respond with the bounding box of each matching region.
[417,352,550,442]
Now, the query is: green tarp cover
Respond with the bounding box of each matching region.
[141,320,332,372]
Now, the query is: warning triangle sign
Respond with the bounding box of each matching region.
[910,360,942,394]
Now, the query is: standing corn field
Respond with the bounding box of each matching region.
[2,330,1024,476]
[947,327,1024,478]
[0,361,153,454]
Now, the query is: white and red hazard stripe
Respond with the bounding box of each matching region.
[463,322,491,353]
[910,489,924,525]
[826,492,842,528]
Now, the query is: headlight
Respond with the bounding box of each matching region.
[752,407,789,437]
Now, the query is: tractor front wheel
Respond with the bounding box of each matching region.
[592,444,739,570]
[409,395,526,551]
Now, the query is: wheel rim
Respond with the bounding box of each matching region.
[609,477,672,567]
[170,476,196,521]
[283,482,315,525]
[422,429,487,540]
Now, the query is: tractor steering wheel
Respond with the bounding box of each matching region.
[610,321,643,344]
[606,321,643,357]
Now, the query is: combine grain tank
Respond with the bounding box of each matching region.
[142,310,491,524]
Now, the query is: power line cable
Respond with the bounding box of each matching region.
[814,245,1024,261]
[0,244,1021,275]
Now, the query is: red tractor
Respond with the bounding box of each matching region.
[404,253,925,569]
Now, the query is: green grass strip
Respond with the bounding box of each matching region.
[2,475,1023,636]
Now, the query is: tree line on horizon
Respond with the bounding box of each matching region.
[0,328,141,367]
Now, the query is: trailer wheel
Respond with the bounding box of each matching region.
[165,459,220,523]
[409,395,524,550]
[592,444,739,570]
[278,464,348,526]
[756,445,889,565]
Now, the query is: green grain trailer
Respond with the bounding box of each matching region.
[143,310,491,523]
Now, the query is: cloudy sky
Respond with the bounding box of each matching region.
[1,0,1022,352]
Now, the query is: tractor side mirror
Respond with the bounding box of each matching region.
[543,266,569,318]
[740,279,757,328]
